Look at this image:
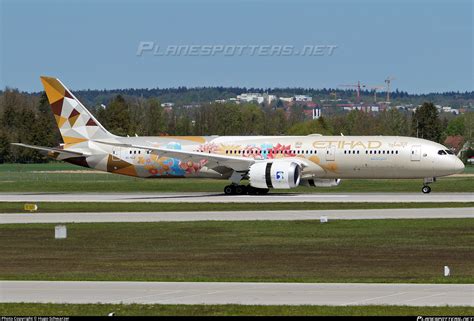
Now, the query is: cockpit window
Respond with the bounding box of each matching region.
[445,150,454,155]
[438,150,447,155]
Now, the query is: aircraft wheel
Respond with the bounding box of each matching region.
[257,188,270,195]
[247,185,258,195]
[422,185,431,194]
[224,185,236,195]
[235,185,247,195]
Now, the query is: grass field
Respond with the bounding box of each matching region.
[1,219,472,283]
[463,164,474,173]
[0,163,83,172]
[0,201,472,213]
[1,303,473,316]
[0,163,473,193]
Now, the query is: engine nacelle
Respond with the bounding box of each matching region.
[300,178,342,187]
[249,161,301,189]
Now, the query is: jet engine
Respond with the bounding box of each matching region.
[248,161,301,189]
[300,178,342,187]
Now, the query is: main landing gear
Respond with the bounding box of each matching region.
[421,177,436,194]
[224,184,269,195]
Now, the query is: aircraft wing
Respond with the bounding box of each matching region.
[93,140,255,171]
[11,143,90,157]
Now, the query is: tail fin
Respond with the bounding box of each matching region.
[40,76,115,148]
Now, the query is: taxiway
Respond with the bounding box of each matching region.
[1,281,472,306]
[0,192,472,203]
[1,208,472,224]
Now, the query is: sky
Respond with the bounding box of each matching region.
[1,0,472,93]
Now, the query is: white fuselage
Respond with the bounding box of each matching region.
[81,135,464,180]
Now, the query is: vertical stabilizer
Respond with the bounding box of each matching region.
[40,76,115,148]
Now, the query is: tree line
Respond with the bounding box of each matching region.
[6,86,473,109]
[0,88,472,163]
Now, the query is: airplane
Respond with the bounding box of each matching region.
[13,76,465,195]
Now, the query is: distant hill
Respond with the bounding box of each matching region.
[3,87,474,109]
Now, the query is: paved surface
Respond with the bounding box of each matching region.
[1,281,472,306]
[1,208,473,224]
[0,192,473,203]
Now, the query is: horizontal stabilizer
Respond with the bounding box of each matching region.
[11,143,89,157]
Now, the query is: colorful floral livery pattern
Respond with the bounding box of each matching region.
[198,142,297,160]
[115,142,302,178]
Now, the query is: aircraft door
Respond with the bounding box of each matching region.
[112,147,121,161]
[326,146,336,161]
[411,145,421,161]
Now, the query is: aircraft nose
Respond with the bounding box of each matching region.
[453,158,465,174]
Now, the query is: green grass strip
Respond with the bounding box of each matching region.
[1,219,473,284]
[0,202,472,213]
[1,303,473,316]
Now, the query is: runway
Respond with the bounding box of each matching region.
[1,208,472,224]
[1,281,472,306]
[0,192,472,203]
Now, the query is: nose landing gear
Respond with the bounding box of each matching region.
[422,177,436,194]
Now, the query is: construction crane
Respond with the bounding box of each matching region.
[384,76,396,103]
[339,81,365,103]
[369,85,385,103]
